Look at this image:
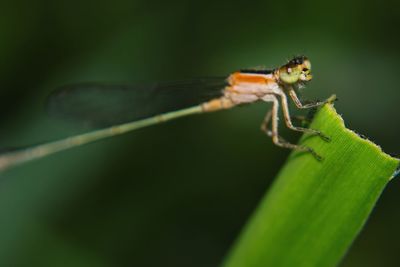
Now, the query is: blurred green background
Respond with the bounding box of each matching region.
[0,0,399,266]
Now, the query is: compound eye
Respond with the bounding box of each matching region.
[279,67,301,84]
[302,68,308,72]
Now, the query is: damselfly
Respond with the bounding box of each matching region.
[0,56,332,171]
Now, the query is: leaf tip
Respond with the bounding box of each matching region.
[318,98,400,179]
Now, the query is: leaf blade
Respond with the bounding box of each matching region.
[222,103,399,267]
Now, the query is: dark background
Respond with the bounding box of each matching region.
[0,0,399,266]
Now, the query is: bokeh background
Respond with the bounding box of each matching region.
[1,0,399,266]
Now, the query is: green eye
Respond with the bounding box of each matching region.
[280,68,301,84]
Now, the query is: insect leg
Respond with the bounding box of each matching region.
[289,89,332,109]
[278,92,331,142]
[260,110,273,136]
[261,94,323,160]
[261,110,291,144]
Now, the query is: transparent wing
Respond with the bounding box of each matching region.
[46,78,227,127]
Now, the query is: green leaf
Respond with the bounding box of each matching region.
[222,102,399,267]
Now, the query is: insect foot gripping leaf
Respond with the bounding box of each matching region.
[221,98,399,267]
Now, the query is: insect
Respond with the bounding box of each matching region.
[0,56,331,171]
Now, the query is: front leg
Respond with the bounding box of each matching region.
[289,89,332,109]
[260,94,323,161]
[278,92,331,142]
